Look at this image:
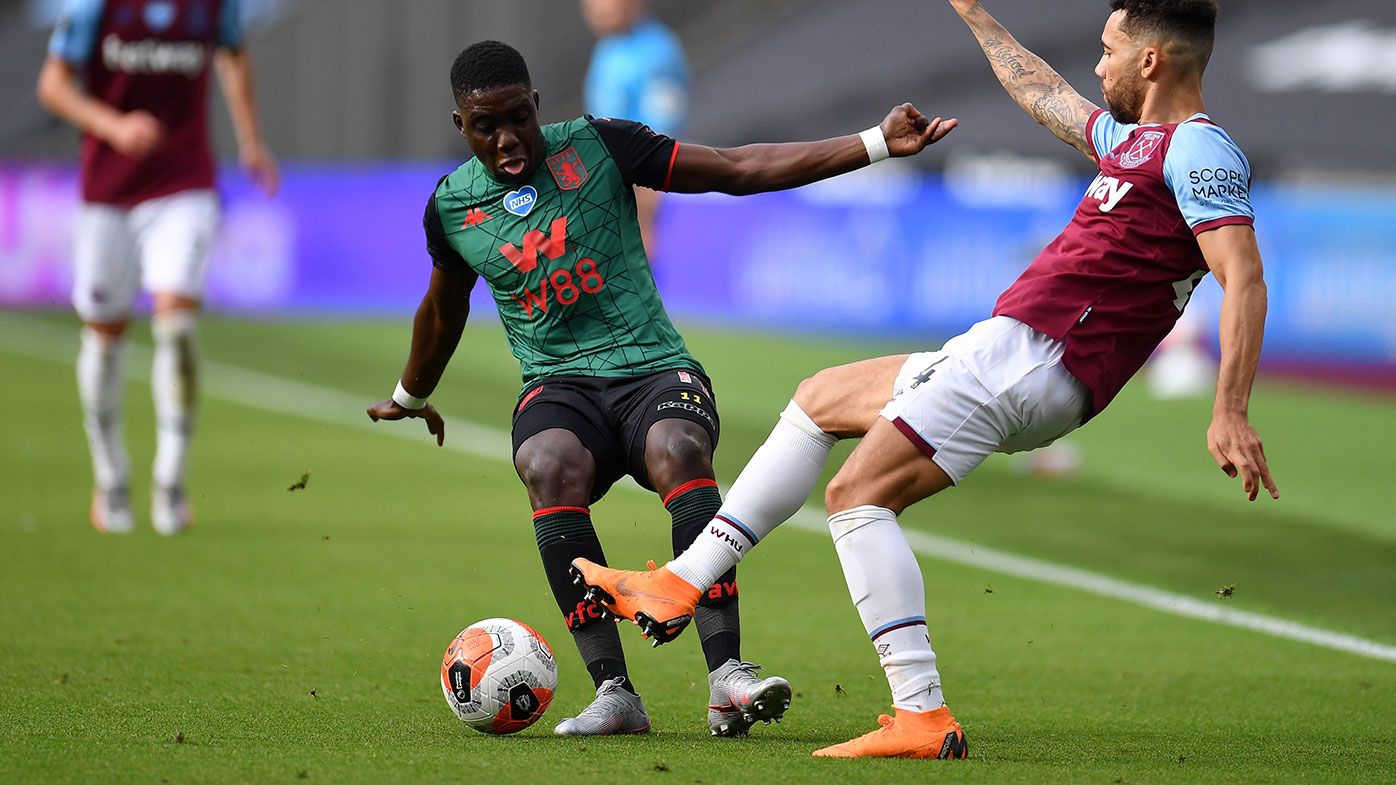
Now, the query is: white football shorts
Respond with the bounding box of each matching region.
[72,189,220,322]
[880,316,1090,485]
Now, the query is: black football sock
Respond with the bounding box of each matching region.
[696,607,741,674]
[572,623,634,694]
[533,506,636,694]
[666,480,741,673]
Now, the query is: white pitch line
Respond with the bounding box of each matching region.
[3,313,1394,664]
[784,509,1396,662]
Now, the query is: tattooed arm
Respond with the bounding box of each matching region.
[949,0,1099,159]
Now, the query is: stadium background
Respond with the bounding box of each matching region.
[3,0,1395,376]
[1,2,1394,783]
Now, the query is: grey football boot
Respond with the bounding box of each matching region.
[152,484,192,536]
[707,660,793,737]
[555,677,652,736]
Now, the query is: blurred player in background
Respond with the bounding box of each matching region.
[366,41,955,737]
[580,0,688,257]
[37,0,278,535]
[575,0,1278,759]
[1147,310,1219,398]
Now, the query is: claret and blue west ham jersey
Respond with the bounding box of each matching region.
[49,0,243,206]
[993,109,1255,419]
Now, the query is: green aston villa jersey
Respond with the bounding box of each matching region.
[424,115,702,386]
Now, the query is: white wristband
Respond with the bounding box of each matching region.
[860,126,889,164]
[392,381,428,410]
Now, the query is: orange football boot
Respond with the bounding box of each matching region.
[570,558,702,646]
[812,706,968,759]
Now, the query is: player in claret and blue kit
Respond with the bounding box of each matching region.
[366,41,957,737]
[37,0,277,535]
[575,0,1280,759]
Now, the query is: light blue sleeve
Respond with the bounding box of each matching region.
[47,0,105,66]
[1088,109,1135,161]
[585,46,634,121]
[218,0,243,49]
[1163,122,1255,232]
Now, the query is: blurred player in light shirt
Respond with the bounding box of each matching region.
[37,0,277,535]
[581,0,689,258]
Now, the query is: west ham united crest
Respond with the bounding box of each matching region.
[547,147,588,190]
[1120,130,1165,168]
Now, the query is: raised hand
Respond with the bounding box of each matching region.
[367,399,447,446]
[880,103,959,157]
[1207,411,1279,501]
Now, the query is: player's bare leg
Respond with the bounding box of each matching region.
[813,418,966,760]
[794,354,910,438]
[573,355,909,638]
[79,318,133,533]
[150,293,200,535]
[516,429,650,735]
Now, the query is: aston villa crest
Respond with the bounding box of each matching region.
[547,147,588,190]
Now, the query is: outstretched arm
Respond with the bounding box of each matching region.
[948,0,1098,159]
[214,49,279,196]
[1199,225,1278,502]
[366,266,474,445]
[665,103,957,195]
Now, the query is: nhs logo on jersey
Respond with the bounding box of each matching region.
[503,186,538,217]
[1086,173,1133,213]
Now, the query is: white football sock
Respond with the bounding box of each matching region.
[828,505,945,713]
[151,310,199,489]
[668,400,837,590]
[76,327,130,491]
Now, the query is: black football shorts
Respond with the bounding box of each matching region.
[510,368,720,502]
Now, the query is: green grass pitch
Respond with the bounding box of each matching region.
[1,311,1393,784]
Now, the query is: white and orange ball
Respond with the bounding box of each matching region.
[440,618,557,734]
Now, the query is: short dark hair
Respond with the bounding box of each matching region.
[450,40,531,100]
[1109,0,1218,69]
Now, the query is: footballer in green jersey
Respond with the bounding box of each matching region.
[368,40,957,737]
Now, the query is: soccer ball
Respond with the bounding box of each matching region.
[440,618,557,734]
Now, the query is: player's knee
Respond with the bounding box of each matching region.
[153,293,200,315]
[514,441,593,504]
[824,470,860,514]
[658,428,712,472]
[84,319,130,339]
[792,373,822,410]
[645,422,713,490]
[793,370,840,431]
